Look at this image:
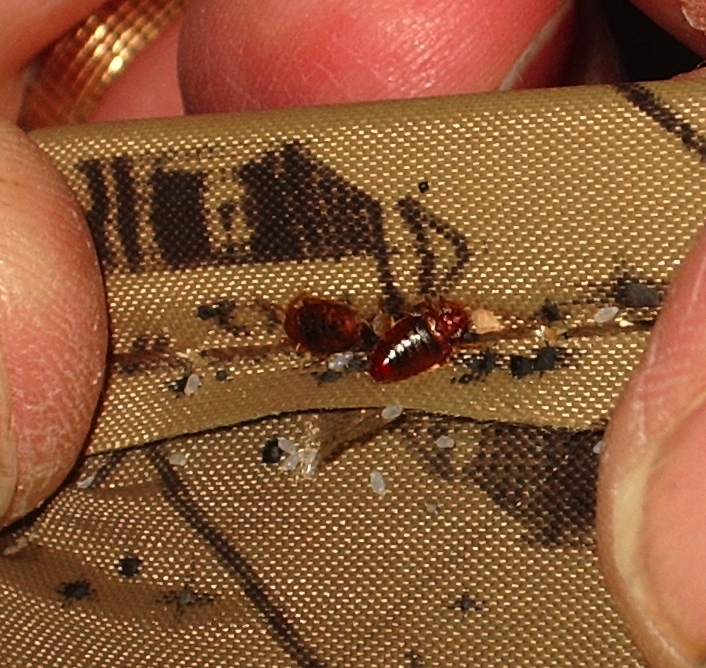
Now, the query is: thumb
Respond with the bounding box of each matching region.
[598,195,706,663]
[0,121,106,528]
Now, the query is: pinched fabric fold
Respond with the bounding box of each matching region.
[1,80,705,667]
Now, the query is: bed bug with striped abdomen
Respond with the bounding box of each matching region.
[368,298,469,383]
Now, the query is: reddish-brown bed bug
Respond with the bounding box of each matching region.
[368,299,469,383]
[284,294,363,356]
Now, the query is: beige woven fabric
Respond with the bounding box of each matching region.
[2,80,705,666]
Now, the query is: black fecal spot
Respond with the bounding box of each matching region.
[467,350,497,378]
[161,584,215,618]
[616,281,661,308]
[170,375,190,394]
[538,299,563,323]
[346,355,369,372]
[417,181,429,193]
[215,299,237,320]
[262,438,284,464]
[533,346,558,373]
[457,373,474,385]
[510,355,534,379]
[197,304,216,320]
[460,330,479,344]
[312,369,343,385]
[449,592,481,614]
[215,369,228,381]
[57,579,94,605]
[117,556,142,578]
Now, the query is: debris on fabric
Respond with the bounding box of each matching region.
[382,404,404,420]
[327,351,354,371]
[470,308,503,334]
[370,470,386,495]
[435,435,455,449]
[168,452,189,467]
[76,474,97,490]
[593,306,619,324]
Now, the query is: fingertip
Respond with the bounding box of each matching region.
[598,224,706,666]
[630,0,706,60]
[0,122,107,527]
[178,0,576,114]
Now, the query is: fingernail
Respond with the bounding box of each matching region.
[682,0,706,34]
[596,223,706,666]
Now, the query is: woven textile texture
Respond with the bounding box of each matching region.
[1,80,705,667]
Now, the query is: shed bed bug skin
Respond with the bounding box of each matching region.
[368,299,469,383]
[284,295,362,356]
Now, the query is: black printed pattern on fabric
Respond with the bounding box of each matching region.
[469,424,601,546]
[145,447,329,668]
[399,415,601,546]
[238,142,403,312]
[397,196,472,296]
[616,82,706,160]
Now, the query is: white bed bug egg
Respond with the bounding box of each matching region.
[381,404,404,421]
[327,351,354,371]
[370,470,386,495]
[183,373,202,396]
[76,474,96,490]
[277,437,298,454]
[168,452,189,467]
[593,440,605,455]
[593,306,619,324]
[435,435,455,449]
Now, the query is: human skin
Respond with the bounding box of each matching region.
[0,0,577,528]
[1,1,706,665]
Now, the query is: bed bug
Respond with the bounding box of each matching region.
[284,295,363,356]
[368,299,469,383]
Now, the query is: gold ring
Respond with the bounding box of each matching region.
[19,0,186,129]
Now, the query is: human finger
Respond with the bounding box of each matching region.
[0,0,107,120]
[630,0,706,58]
[178,0,578,114]
[0,122,107,528]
